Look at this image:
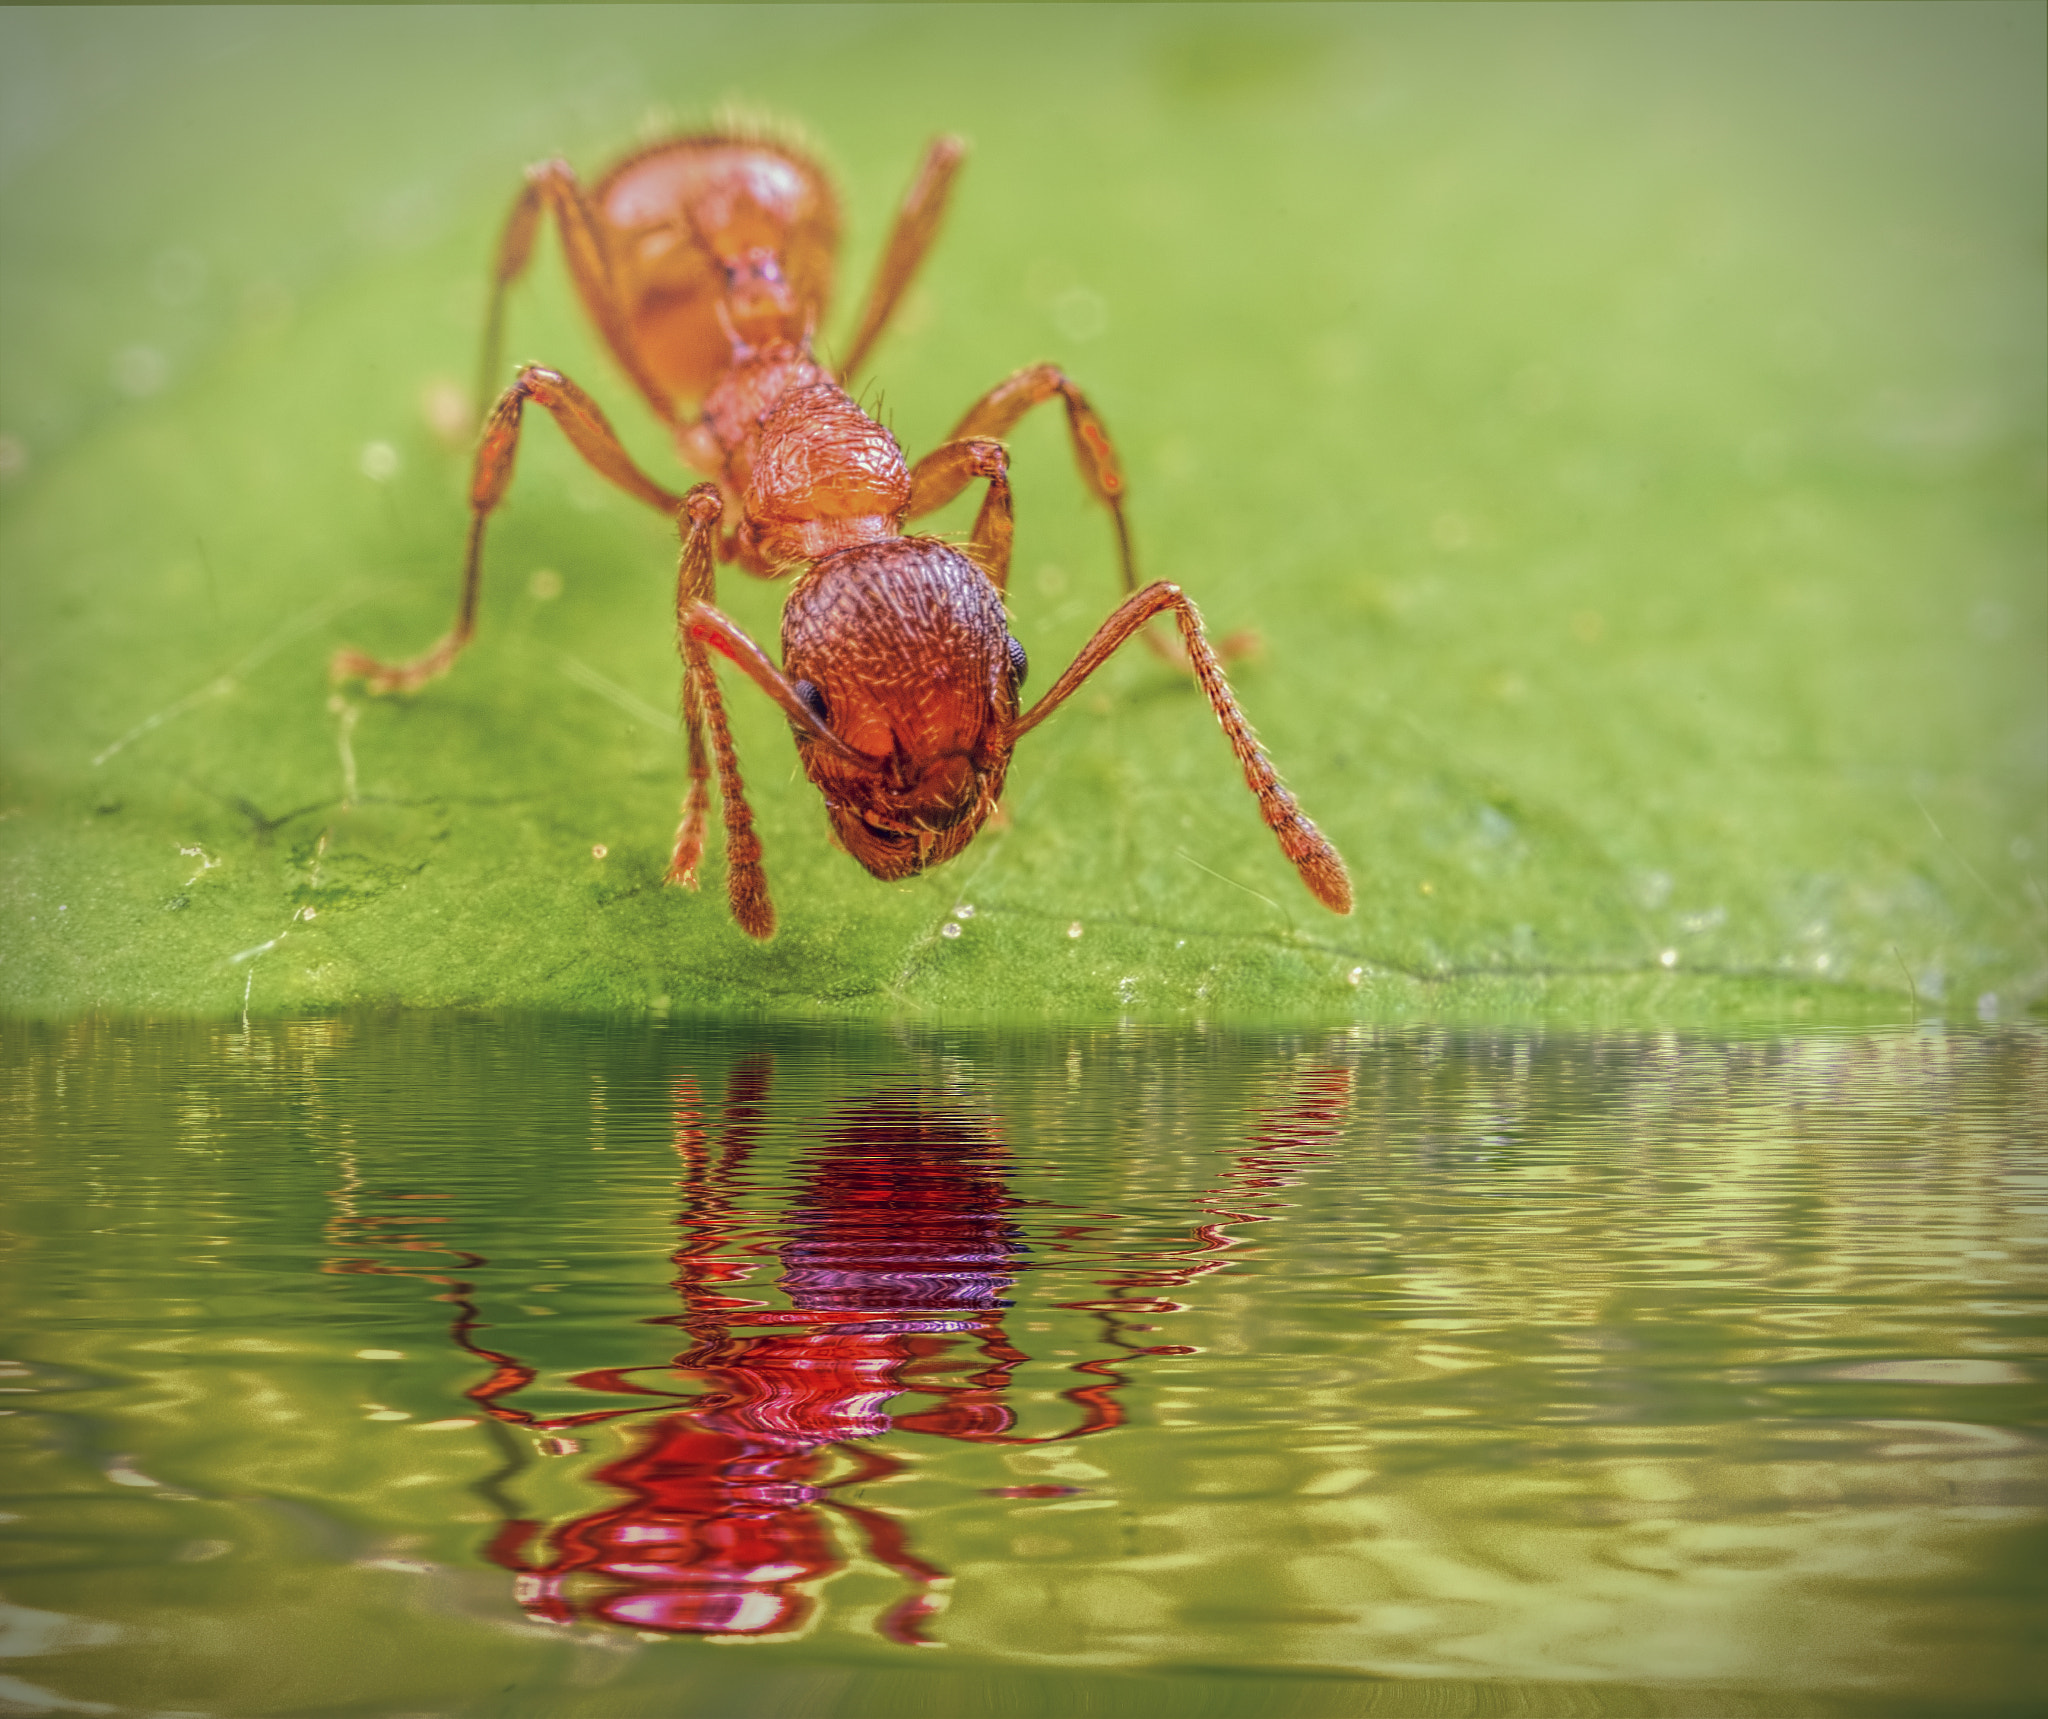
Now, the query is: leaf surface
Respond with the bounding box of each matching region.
[3,6,2041,1022]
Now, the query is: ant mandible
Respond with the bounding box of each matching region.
[331,129,1351,938]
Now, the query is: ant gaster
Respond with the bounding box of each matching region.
[332,129,1351,938]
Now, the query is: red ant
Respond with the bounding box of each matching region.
[332,129,1351,938]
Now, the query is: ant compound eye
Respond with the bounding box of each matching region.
[792,680,830,726]
[1006,635,1029,689]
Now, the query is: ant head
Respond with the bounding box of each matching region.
[815,750,1006,881]
[781,540,1025,882]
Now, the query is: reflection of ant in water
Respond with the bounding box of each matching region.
[333,130,1350,937]
[321,1056,1355,1643]
[472,1074,1138,1643]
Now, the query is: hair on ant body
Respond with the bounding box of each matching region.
[333,129,1350,937]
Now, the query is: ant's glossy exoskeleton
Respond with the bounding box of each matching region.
[332,129,1350,937]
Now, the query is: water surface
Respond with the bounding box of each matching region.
[2,1017,2043,1717]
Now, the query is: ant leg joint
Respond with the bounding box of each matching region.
[510,364,566,397]
[684,484,724,529]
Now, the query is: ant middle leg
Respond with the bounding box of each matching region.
[914,365,1254,666]
[1012,581,1352,915]
[911,364,1131,586]
[332,366,687,696]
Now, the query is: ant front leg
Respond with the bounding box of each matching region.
[1014,582,1352,915]
[332,367,687,696]
[671,583,773,939]
[672,585,877,937]
[476,160,675,428]
[665,487,724,895]
[837,135,967,385]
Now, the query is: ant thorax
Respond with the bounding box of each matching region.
[741,382,913,568]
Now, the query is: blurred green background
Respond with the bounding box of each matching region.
[1,3,2042,1020]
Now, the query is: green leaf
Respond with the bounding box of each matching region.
[3,5,2042,1021]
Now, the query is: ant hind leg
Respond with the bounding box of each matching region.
[837,136,967,385]
[476,161,677,429]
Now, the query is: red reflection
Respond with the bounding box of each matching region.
[479,1074,1094,1643]
[323,1055,1353,1644]
[1078,1065,1357,1325]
